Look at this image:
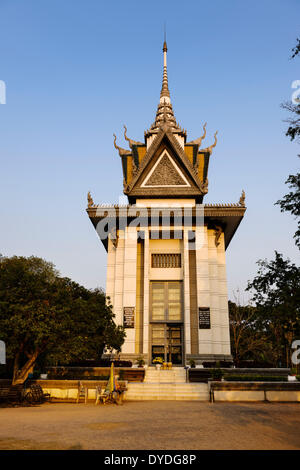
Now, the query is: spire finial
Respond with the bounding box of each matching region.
[160,25,170,101]
[163,21,167,52]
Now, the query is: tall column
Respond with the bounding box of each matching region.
[106,237,116,309]
[183,229,191,356]
[113,229,125,326]
[217,233,231,356]
[122,226,138,354]
[143,229,150,359]
[208,229,222,355]
[195,226,212,355]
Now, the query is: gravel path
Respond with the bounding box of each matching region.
[0,401,300,450]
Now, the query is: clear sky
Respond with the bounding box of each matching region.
[0,0,299,300]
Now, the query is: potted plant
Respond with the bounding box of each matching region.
[136,356,145,368]
[153,357,164,370]
[189,359,196,368]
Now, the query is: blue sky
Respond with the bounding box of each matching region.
[0,0,299,300]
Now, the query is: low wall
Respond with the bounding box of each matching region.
[189,368,290,383]
[29,380,128,402]
[210,381,300,402]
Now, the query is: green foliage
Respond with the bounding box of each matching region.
[211,368,223,380]
[291,38,300,58]
[229,300,273,366]
[136,356,145,367]
[276,169,300,248]
[277,39,300,248]
[0,255,125,383]
[246,252,300,367]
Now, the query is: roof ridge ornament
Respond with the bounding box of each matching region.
[201,131,218,154]
[239,190,246,207]
[87,191,96,208]
[124,125,143,148]
[187,122,207,146]
[113,133,131,156]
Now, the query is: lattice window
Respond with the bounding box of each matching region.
[151,253,181,268]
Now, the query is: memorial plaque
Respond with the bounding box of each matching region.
[198,307,211,329]
[123,307,135,328]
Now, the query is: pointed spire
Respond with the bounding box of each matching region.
[145,39,186,142]
[160,39,170,101]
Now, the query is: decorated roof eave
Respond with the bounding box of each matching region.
[86,204,246,251]
[125,124,204,195]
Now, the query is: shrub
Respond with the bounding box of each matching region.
[211,368,223,380]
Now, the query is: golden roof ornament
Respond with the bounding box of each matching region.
[200,178,209,194]
[239,190,246,207]
[123,125,143,148]
[187,122,207,146]
[113,133,131,156]
[87,191,95,208]
[201,131,218,154]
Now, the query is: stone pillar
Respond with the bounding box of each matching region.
[122,226,138,354]
[208,228,222,356]
[183,229,191,356]
[113,229,125,326]
[195,226,212,356]
[217,232,231,357]
[106,237,116,309]
[143,229,150,359]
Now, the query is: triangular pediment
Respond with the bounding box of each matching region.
[126,126,205,199]
[141,150,190,188]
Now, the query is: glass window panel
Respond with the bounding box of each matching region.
[168,283,181,302]
[152,284,165,302]
[152,326,165,339]
[168,304,181,320]
[152,304,165,320]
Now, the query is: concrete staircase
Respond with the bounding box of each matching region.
[123,367,209,401]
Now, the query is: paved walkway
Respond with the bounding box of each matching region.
[0,401,300,450]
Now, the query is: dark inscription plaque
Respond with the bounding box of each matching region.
[123,307,135,328]
[199,307,211,329]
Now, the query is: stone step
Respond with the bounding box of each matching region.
[144,369,187,384]
[124,382,209,401]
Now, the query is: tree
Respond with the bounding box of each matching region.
[229,299,271,366]
[276,168,300,248]
[276,38,300,248]
[246,252,300,367]
[0,255,125,384]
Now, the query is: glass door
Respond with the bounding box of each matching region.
[151,324,183,365]
[167,326,182,365]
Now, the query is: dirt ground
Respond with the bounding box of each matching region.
[0,401,299,450]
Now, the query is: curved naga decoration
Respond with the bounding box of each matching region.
[239,189,246,207]
[113,134,131,156]
[124,125,143,148]
[201,130,218,154]
[214,225,222,247]
[200,178,209,194]
[87,191,95,208]
[187,122,207,146]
